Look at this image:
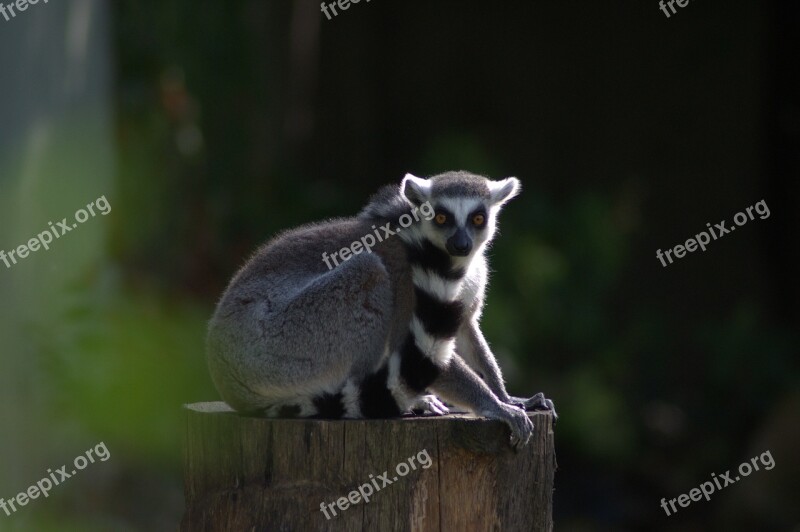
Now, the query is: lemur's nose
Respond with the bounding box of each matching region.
[447,230,473,256]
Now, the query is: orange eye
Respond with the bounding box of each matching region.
[435,213,447,225]
[472,214,485,226]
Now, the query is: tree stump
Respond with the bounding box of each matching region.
[181,402,556,531]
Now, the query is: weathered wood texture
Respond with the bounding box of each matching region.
[181,402,556,531]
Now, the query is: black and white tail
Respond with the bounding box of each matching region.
[260,232,466,420]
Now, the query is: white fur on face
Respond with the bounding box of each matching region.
[434,196,496,255]
[417,220,449,251]
[437,197,484,227]
[403,176,519,263]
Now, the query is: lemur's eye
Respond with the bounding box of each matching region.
[472,213,486,226]
[434,213,447,225]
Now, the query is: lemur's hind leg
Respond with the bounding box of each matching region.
[279,253,392,374]
[208,253,393,411]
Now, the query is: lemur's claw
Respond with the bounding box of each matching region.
[496,403,534,450]
[509,393,558,422]
[411,395,449,416]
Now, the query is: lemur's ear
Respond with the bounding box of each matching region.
[401,173,431,206]
[488,177,521,205]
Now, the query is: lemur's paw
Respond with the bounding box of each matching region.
[411,395,449,416]
[510,393,558,421]
[490,404,534,450]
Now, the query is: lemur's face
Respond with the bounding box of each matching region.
[401,172,521,260]
[428,197,490,257]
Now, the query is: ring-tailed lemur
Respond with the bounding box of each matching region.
[207,171,556,448]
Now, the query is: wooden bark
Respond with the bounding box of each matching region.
[181,402,556,531]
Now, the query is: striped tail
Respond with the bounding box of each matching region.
[255,369,401,420]
[261,238,467,420]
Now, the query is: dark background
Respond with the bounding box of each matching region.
[0,1,797,530]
